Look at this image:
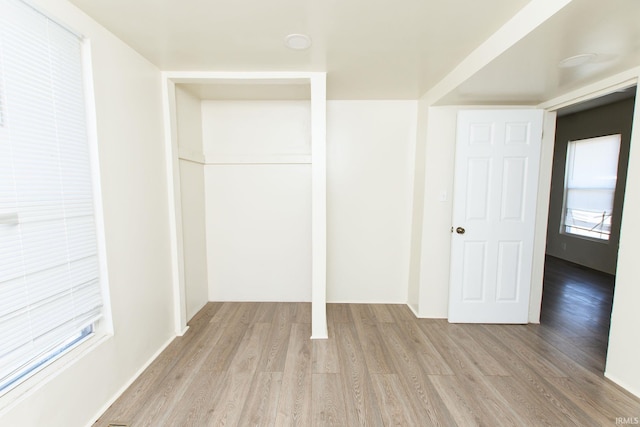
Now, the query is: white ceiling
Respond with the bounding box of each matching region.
[67,0,640,102]
[440,0,640,105]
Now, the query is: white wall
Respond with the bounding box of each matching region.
[606,85,640,397]
[0,1,175,426]
[326,101,416,303]
[185,99,416,305]
[201,101,312,302]
[416,106,457,317]
[179,161,208,317]
[202,101,311,159]
[205,165,312,301]
[176,86,208,320]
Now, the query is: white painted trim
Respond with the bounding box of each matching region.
[177,149,207,164]
[310,73,328,340]
[537,67,640,111]
[423,0,572,103]
[407,303,420,318]
[327,300,408,304]
[604,77,640,400]
[163,71,317,84]
[84,335,176,427]
[161,75,189,336]
[528,110,557,323]
[177,149,312,165]
[604,372,640,399]
[81,38,113,335]
[530,72,640,398]
[530,71,640,324]
[203,155,311,164]
[163,71,328,341]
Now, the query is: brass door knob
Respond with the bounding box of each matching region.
[456,227,466,234]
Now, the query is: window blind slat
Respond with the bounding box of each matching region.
[0,277,27,318]
[0,257,99,315]
[0,227,24,281]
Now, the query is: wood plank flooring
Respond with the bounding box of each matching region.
[93,299,640,426]
[540,255,616,373]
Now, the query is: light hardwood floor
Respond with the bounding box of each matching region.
[93,298,640,426]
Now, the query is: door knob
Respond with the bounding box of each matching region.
[456,226,466,234]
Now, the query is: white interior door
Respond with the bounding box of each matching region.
[448,109,543,323]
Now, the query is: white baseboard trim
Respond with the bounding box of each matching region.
[326,300,406,304]
[85,334,176,427]
[407,303,420,318]
[406,303,448,319]
[310,334,329,340]
[604,372,640,399]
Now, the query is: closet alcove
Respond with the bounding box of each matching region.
[163,73,327,339]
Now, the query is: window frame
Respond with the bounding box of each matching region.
[0,1,112,405]
[560,133,622,243]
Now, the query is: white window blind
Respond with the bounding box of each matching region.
[0,0,103,392]
[562,134,621,240]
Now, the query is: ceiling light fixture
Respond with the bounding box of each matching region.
[285,34,312,50]
[558,53,598,68]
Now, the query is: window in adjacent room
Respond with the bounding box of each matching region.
[561,134,622,241]
[0,0,105,395]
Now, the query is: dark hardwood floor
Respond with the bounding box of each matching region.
[540,255,616,373]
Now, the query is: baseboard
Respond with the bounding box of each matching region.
[85,334,175,427]
[310,335,329,340]
[604,372,640,399]
[326,300,406,304]
[407,303,420,318]
[325,301,445,320]
[405,303,448,319]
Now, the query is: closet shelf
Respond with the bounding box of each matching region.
[179,151,311,165]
